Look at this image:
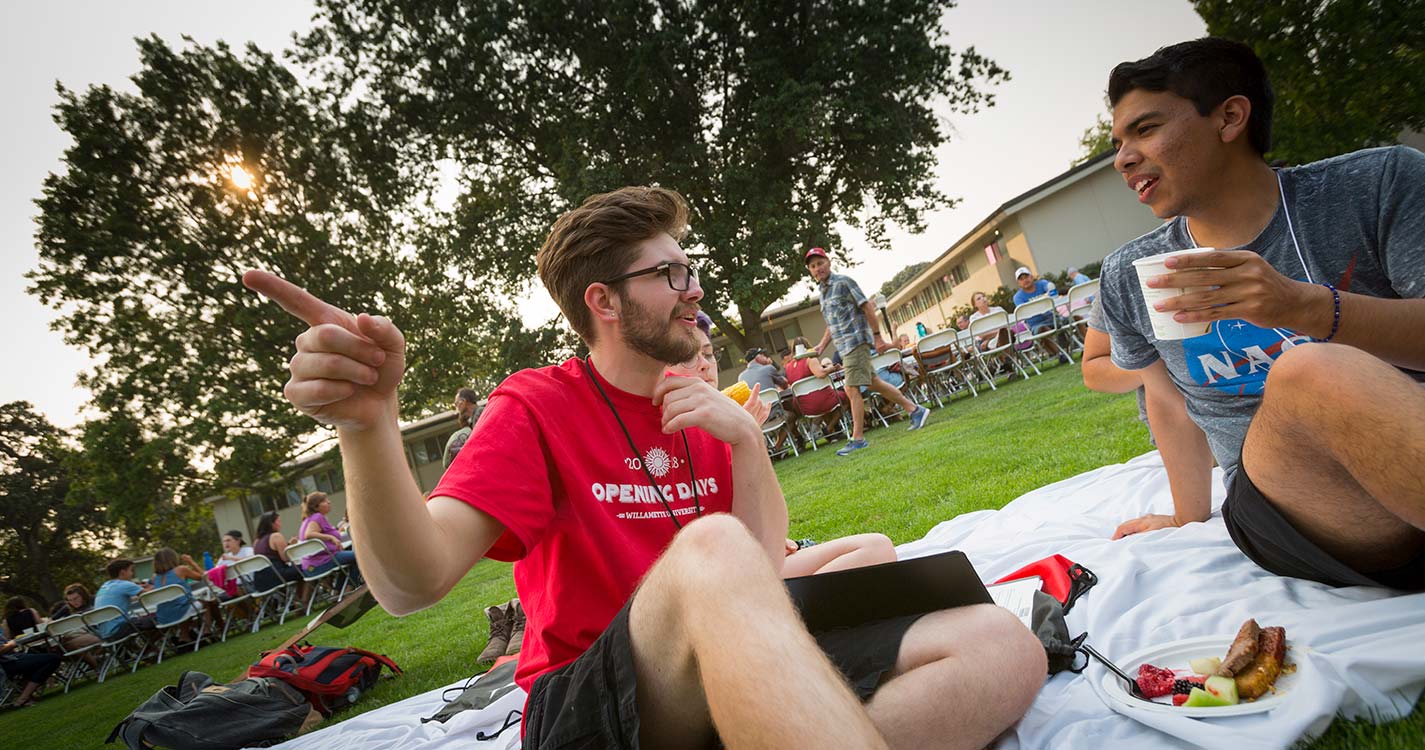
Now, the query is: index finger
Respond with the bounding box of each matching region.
[243,270,357,330]
[653,373,701,405]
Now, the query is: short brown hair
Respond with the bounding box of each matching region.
[152,548,180,576]
[537,187,690,344]
[106,558,134,578]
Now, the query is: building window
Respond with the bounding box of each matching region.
[315,471,333,494]
[245,494,263,518]
[299,475,318,495]
[984,241,1000,265]
[950,263,969,286]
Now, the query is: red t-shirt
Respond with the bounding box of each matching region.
[432,358,734,696]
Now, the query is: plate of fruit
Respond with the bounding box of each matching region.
[1100,619,1296,718]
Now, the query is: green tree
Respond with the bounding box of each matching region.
[880,262,931,299]
[66,411,215,557]
[28,37,559,481]
[1193,0,1425,164]
[300,0,1009,351]
[0,403,116,607]
[1072,113,1114,167]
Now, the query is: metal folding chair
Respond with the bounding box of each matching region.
[231,555,296,632]
[137,584,207,664]
[79,606,147,680]
[789,375,850,449]
[287,538,348,617]
[913,330,978,408]
[44,614,102,692]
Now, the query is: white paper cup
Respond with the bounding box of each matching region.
[1133,249,1215,340]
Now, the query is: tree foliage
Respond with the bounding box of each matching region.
[880,261,931,299]
[28,37,561,482]
[1072,113,1113,167]
[299,0,1009,351]
[1193,0,1425,164]
[0,403,116,608]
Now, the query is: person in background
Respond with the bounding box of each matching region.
[149,548,206,641]
[443,388,481,467]
[738,348,788,392]
[0,638,61,708]
[46,584,102,667]
[807,246,932,456]
[298,491,361,580]
[206,530,254,598]
[2,597,43,642]
[93,558,156,639]
[785,336,851,439]
[48,583,93,620]
[1068,266,1092,285]
[1013,267,1072,364]
[252,511,309,598]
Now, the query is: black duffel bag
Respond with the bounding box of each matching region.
[107,671,314,750]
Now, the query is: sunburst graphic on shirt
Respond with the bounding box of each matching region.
[643,447,673,478]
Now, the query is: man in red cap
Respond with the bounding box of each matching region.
[806,247,931,455]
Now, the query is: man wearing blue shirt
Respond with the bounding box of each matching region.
[1012,267,1072,364]
[93,558,156,638]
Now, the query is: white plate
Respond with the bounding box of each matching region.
[1098,635,1298,718]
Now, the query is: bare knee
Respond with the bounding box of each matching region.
[659,514,768,593]
[1265,343,1365,396]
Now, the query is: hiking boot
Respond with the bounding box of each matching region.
[504,599,526,656]
[836,438,869,456]
[908,406,931,431]
[478,603,511,662]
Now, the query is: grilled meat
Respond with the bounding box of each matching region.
[1234,626,1287,700]
[1216,618,1262,677]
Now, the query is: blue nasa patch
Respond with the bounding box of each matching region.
[1181,320,1315,396]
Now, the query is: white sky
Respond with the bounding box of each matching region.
[0,0,1205,428]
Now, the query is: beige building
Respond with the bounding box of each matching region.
[709,297,834,388]
[204,411,464,544]
[886,151,1163,341]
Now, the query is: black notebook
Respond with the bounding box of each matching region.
[784,550,992,632]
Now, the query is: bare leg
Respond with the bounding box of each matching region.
[630,514,889,750]
[844,384,869,440]
[782,533,897,577]
[867,605,1046,750]
[868,375,919,415]
[1240,344,1425,571]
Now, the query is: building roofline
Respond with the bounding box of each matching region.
[887,150,1116,306]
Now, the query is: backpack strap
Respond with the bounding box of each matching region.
[106,717,152,749]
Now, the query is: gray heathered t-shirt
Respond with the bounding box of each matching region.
[1099,146,1425,488]
[739,362,784,391]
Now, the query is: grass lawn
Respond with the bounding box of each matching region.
[3,364,1418,748]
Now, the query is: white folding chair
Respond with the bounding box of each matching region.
[1062,279,1100,349]
[789,375,850,449]
[967,310,1027,389]
[210,563,255,642]
[44,614,102,692]
[757,389,798,459]
[913,330,978,408]
[863,349,915,427]
[232,555,296,632]
[287,538,347,616]
[1012,296,1071,375]
[137,584,207,664]
[80,605,147,680]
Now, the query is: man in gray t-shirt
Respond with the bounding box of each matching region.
[738,348,788,392]
[1099,39,1425,590]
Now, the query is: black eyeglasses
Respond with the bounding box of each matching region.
[603,261,698,291]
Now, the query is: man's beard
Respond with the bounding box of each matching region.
[620,295,699,365]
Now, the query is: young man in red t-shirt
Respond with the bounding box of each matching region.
[245,187,1045,749]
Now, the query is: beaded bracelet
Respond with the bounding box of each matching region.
[1320,282,1341,342]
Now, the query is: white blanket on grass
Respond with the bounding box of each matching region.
[271,451,1425,750]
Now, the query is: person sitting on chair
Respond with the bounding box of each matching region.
[93,558,156,639]
[298,492,360,581]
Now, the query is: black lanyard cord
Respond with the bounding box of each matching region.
[579,357,701,529]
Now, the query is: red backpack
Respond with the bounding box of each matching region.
[248,643,402,716]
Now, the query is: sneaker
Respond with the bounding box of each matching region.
[836,438,869,456]
[908,406,931,431]
[1058,352,1072,365]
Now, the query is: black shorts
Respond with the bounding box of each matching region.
[523,598,922,750]
[1222,464,1425,590]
